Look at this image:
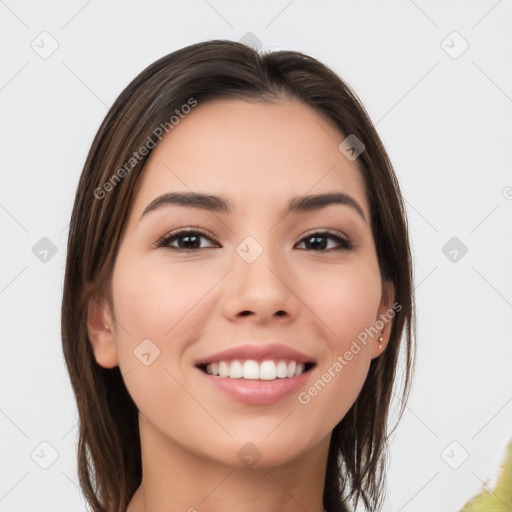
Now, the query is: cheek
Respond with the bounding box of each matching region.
[289,261,382,427]
[108,255,214,430]
[109,253,224,399]
[298,259,382,348]
[111,255,218,343]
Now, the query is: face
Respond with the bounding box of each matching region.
[88,97,394,469]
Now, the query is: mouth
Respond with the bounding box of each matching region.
[196,359,317,380]
[193,343,317,404]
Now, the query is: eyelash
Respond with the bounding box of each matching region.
[155,228,354,252]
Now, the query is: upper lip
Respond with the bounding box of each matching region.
[195,343,316,366]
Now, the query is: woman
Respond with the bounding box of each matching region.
[61,39,416,512]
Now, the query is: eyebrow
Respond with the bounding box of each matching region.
[140,191,366,222]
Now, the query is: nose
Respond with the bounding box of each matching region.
[221,244,300,325]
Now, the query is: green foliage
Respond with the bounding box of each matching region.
[460,439,512,512]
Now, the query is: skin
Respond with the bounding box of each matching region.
[87,97,394,512]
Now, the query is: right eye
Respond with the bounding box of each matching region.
[155,229,219,252]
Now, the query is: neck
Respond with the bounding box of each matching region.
[127,413,330,512]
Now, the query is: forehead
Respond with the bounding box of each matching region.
[132,97,369,218]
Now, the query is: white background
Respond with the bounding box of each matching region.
[1,1,511,511]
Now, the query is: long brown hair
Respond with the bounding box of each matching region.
[61,39,416,512]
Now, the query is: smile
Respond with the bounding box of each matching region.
[198,359,315,380]
[194,343,317,404]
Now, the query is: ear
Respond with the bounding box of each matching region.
[370,280,396,359]
[87,295,119,368]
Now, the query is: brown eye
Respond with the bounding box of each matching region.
[156,229,219,251]
[295,231,354,252]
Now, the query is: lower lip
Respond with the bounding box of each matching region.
[198,367,313,405]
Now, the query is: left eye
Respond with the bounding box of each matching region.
[295,231,354,252]
[156,229,353,252]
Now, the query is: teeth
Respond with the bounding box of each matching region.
[276,361,288,378]
[218,361,229,378]
[228,360,243,378]
[242,360,260,379]
[259,360,276,380]
[204,359,309,380]
[286,361,296,378]
[295,362,305,377]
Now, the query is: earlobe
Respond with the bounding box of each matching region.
[371,280,396,358]
[87,296,119,369]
